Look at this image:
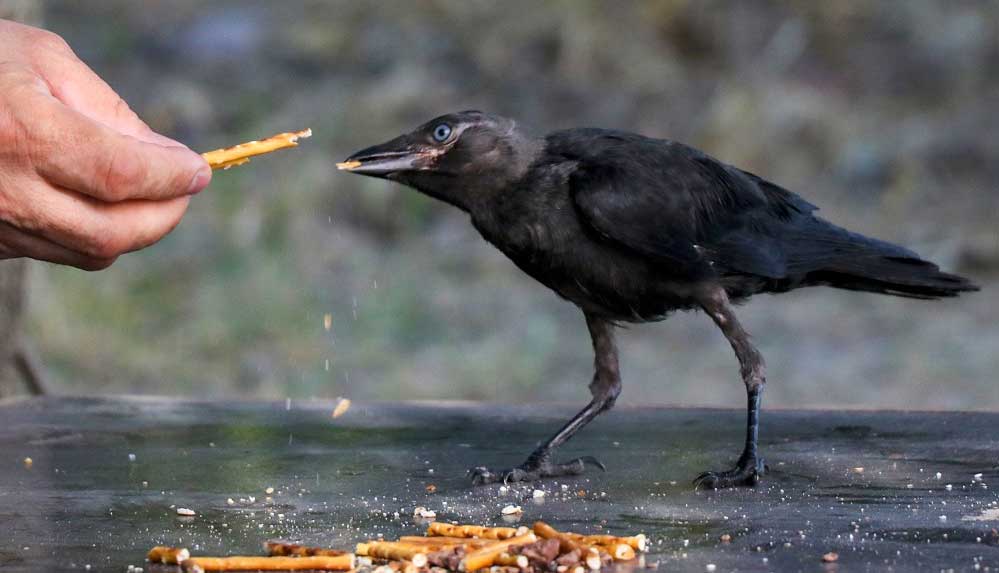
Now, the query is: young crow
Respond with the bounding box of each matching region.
[338,111,978,488]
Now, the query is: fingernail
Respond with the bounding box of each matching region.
[187,164,212,194]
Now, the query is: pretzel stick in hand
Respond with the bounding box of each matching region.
[201,129,312,170]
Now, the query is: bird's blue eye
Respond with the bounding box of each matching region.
[432,123,452,142]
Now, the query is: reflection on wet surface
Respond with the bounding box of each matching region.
[1,397,997,572]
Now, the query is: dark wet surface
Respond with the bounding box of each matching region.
[1,396,998,572]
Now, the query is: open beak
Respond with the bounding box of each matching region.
[337,138,432,177]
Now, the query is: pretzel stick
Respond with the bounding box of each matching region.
[427,523,520,540]
[265,541,349,557]
[356,542,429,567]
[495,553,530,568]
[533,522,608,568]
[565,533,647,552]
[147,546,190,564]
[597,543,635,561]
[459,533,537,572]
[398,536,496,548]
[183,554,355,571]
[201,129,312,170]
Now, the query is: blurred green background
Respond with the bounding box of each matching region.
[25,0,999,409]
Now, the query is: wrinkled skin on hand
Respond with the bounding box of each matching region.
[0,20,211,270]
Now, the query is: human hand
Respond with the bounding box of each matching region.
[0,20,211,270]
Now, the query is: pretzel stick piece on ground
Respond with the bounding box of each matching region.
[201,129,312,170]
[459,533,538,571]
[183,554,355,572]
[356,542,429,567]
[427,522,520,540]
[147,546,190,565]
[265,541,349,557]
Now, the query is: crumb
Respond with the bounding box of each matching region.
[822,552,838,562]
[501,505,523,515]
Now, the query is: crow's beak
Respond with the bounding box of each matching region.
[337,138,434,177]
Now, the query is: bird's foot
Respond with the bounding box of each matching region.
[469,455,605,486]
[694,454,766,490]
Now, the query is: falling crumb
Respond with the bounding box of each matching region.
[128,453,136,462]
[822,552,838,563]
[332,398,351,419]
[324,313,333,331]
[23,457,32,469]
[501,505,523,515]
[425,484,437,494]
[532,489,545,499]
[719,534,731,543]
[176,508,196,517]
[265,487,275,495]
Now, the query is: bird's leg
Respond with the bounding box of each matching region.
[693,286,768,489]
[470,313,619,485]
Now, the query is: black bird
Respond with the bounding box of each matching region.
[338,111,978,488]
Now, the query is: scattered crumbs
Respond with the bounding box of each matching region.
[413,507,436,519]
[532,489,545,499]
[973,473,984,482]
[498,486,509,494]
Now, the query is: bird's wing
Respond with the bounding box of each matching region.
[567,136,817,279]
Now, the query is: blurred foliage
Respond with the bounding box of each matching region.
[26,0,999,409]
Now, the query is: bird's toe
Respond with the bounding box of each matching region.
[469,466,500,485]
[693,456,766,490]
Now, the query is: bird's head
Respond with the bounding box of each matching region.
[338,111,537,210]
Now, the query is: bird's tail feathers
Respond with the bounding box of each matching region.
[791,223,979,299]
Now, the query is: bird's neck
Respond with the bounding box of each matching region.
[409,134,544,213]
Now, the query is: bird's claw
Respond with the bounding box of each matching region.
[469,456,605,486]
[693,455,767,490]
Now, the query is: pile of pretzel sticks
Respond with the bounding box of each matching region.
[147,521,646,572]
